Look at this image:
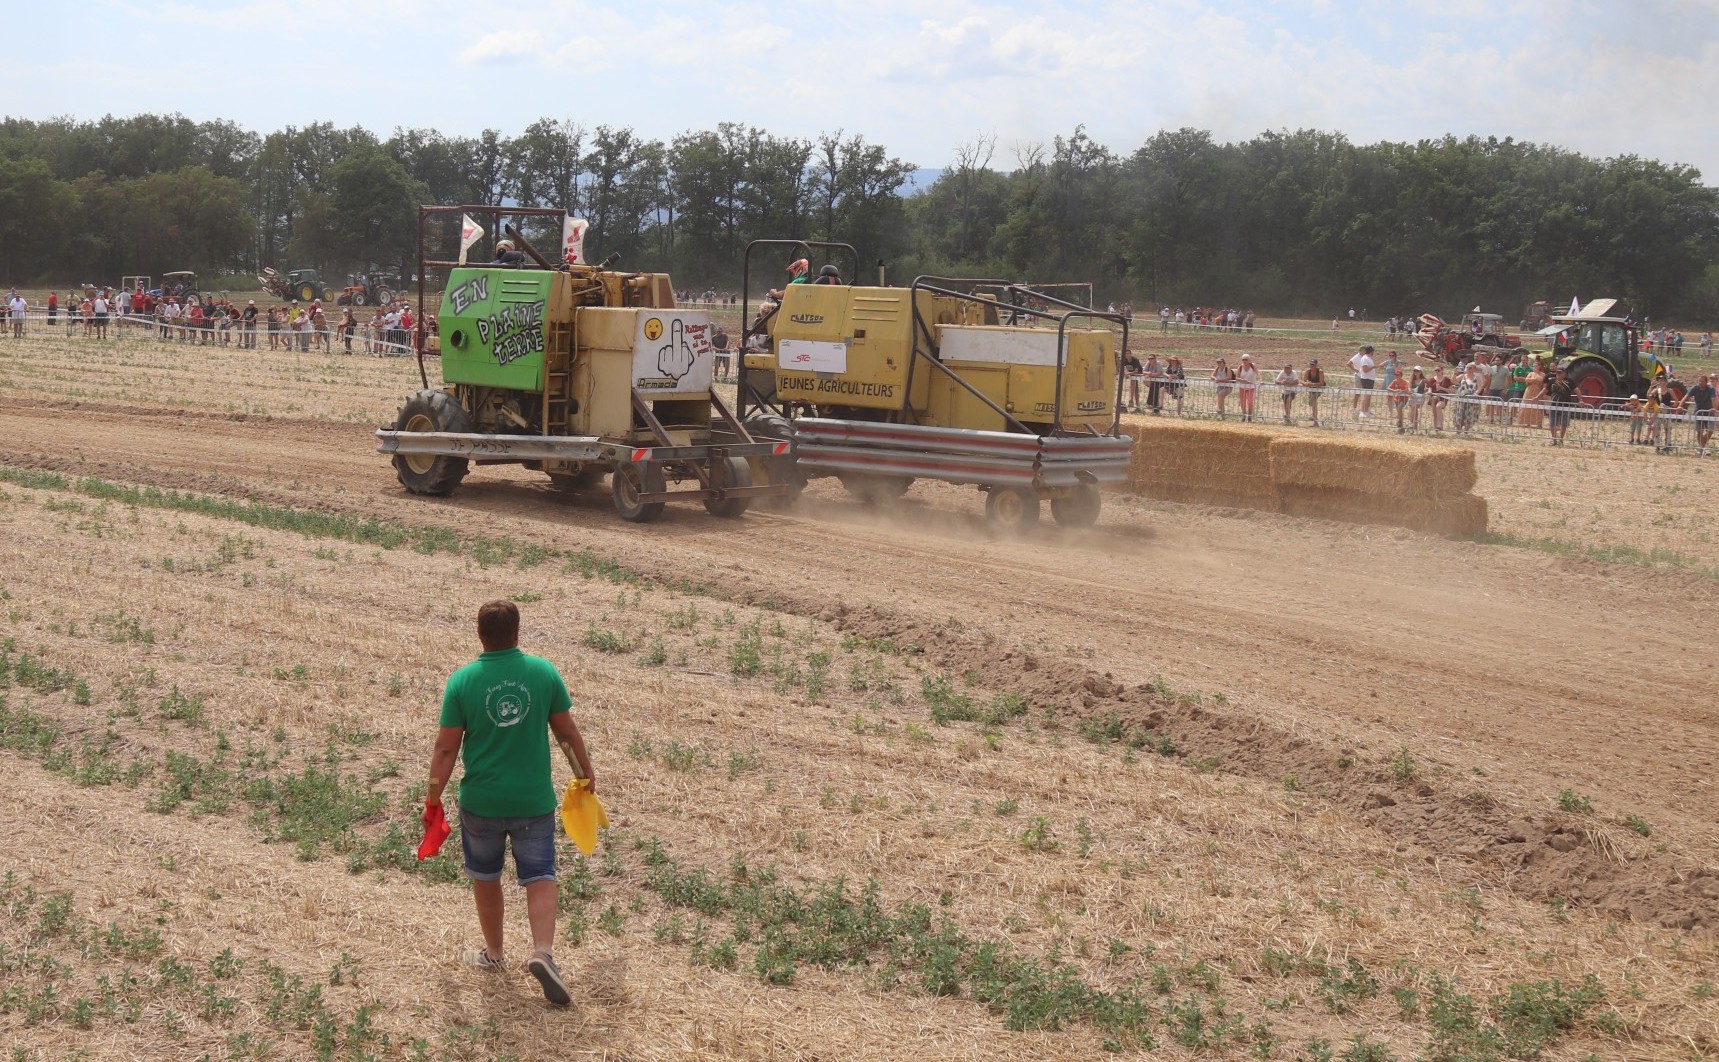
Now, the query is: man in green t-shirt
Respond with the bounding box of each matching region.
[424,600,596,1005]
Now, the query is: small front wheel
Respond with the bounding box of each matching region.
[985,486,1040,529]
[611,461,666,523]
[704,456,754,519]
[1049,483,1101,528]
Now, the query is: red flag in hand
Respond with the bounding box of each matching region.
[418,802,451,860]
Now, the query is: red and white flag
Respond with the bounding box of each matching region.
[458,214,484,265]
[1568,296,1581,316]
[562,215,589,265]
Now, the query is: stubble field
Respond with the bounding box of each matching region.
[0,328,1715,1061]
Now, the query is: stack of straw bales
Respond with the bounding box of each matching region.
[1115,421,1488,537]
[1116,421,1279,510]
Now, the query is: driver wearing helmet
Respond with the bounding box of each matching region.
[767,258,813,301]
[491,239,526,268]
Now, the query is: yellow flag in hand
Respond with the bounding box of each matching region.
[560,778,608,855]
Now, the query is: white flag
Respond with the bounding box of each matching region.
[562,215,589,265]
[458,214,484,265]
[1568,296,1581,316]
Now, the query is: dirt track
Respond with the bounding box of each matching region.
[11,397,1717,920]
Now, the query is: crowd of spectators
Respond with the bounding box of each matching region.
[1157,306,1257,333]
[1122,341,1719,453]
[678,288,741,307]
[0,285,426,356]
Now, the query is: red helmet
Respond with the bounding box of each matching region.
[786,258,809,278]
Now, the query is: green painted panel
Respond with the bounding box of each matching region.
[438,268,550,390]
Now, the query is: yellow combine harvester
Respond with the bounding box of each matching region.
[738,240,1132,528]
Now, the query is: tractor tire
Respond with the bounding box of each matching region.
[742,411,803,509]
[297,282,318,303]
[985,486,1040,529]
[392,389,472,495]
[611,461,666,523]
[840,473,913,504]
[704,456,754,519]
[1565,361,1617,409]
[1049,483,1102,528]
[353,291,367,307]
[378,289,394,307]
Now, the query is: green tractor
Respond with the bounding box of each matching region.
[258,267,334,303]
[1542,298,1683,407]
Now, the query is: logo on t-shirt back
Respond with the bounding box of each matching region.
[485,680,530,728]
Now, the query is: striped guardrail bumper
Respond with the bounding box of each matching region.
[788,419,1132,490]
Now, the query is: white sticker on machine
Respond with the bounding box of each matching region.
[634,311,715,394]
[779,339,848,374]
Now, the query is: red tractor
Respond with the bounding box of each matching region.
[1415,311,1523,365]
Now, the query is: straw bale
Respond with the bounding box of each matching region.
[1122,419,1276,506]
[1277,485,1488,538]
[1269,436,1477,499]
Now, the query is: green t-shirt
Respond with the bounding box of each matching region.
[439,648,571,818]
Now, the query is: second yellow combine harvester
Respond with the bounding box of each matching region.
[738,240,1133,529]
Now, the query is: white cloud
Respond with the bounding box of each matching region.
[457,30,546,67]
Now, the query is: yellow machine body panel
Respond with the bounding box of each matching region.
[770,285,930,413]
[567,307,640,439]
[930,325,1116,431]
[564,305,718,441]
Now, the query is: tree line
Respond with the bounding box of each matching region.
[1,113,1714,320]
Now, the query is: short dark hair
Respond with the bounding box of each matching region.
[477,600,520,651]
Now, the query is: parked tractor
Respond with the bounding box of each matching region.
[337,272,398,307]
[258,267,334,303]
[736,240,1132,529]
[152,271,198,300]
[1414,310,1522,365]
[374,206,785,522]
[1520,300,1554,331]
[1541,298,1683,407]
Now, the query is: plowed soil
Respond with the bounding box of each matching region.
[2,334,1716,1060]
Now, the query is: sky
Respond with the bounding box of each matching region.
[10,0,1718,184]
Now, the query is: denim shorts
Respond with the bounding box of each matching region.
[459,810,556,885]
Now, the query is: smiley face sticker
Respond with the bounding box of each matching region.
[643,317,664,342]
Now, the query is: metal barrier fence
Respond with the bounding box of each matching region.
[0,311,419,357]
[1124,375,1717,455]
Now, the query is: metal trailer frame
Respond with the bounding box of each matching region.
[373,429,790,509]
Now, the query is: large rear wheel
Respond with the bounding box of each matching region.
[297,282,318,303]
[1049,483,1101,528]
[612,461,666,523]
[392,389,471,495]
[985,486,1040,529]
[704,456,754,519]
[1565,361,1617,409]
